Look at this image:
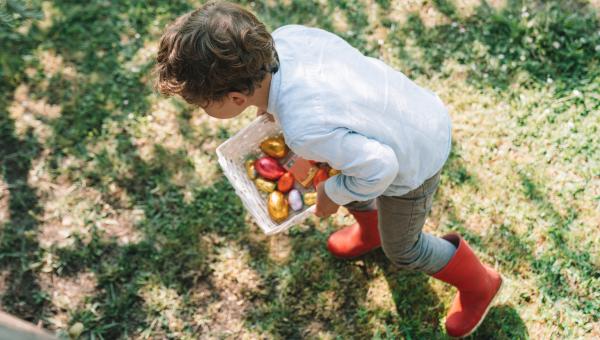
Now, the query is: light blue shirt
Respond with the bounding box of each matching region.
[267,24,452,206]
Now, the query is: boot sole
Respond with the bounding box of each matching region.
[454,273,505,338]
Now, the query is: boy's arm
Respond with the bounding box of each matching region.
[290,128,399,206]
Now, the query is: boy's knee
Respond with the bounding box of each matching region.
[381,236,424,270]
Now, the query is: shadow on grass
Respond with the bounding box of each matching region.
[380,265,447,338]
[0,1,50,323]
[467,304,529,340]
[0,112,48,321]
[387,0,599,93]
[2,0,595,337]
[50,128,248,337]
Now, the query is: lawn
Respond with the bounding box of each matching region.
[0,0,598,339]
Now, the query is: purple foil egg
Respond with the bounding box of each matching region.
[288,189,303,211]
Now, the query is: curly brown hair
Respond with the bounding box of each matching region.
[154,1,279,107]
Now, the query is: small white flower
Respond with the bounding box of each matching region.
[128,113,134,119]
[553,41,560,49]
[459,27,466,33]
[451,22,458,27]
[572,90,582,97]
[520,55,526,61]
[135,33,140,39]
[498,54,505,59]
[522,11,529,18]
[546,77,553,84]
[377,39,384,45]
[123,99,129,105]
[525,36,533,44]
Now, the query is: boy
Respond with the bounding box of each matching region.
[154,1,502,337]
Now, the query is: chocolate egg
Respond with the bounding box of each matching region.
[255,178,276,193]
[288,189,303,211]
[260,135,288,159]
[245,159,257,179]
[255,156,286,180]
[268,191,289,222]
[303,192,317,206]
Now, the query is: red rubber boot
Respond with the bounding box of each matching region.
[326,210,380,259]
[432,233,503,338]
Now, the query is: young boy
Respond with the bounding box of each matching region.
[154,1,502,337]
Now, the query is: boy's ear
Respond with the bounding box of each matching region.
[228,92,247,106]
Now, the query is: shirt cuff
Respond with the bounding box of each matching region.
[323,175,355,206]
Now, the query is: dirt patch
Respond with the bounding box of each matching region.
[38,271,97,329]
[302,320,334,339]
[36,49,78,81]
[188,241,270,338]
[36,166,143,248]
[8,84,60,143]
[0,178,9,225]
[0,270,9,298]
[138,282,186,337]
[389,0,450,28]
[366,274,395,313]
[267,233,292,264]
[39,271,97,310]
[332,6,349,33]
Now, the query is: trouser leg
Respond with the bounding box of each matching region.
[344,199,377,212]
[376,170,456,275]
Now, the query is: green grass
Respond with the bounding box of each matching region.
[1,0,598,339]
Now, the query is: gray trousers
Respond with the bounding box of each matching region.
[345,170,456,275]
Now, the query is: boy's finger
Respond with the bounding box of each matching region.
[257,111,274,122]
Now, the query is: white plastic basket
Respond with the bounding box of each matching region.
[216,114,316,235]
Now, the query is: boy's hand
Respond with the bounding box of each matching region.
[315,182,339,217]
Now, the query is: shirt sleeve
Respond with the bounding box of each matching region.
[289,128,399,206]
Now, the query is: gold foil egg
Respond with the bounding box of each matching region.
[260,135,288,159]
[303,192,317,206]
[255,178,276,193]
[268,191,289,222]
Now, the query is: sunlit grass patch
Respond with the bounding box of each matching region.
[38,271,97,329]
[8,84,60,143]
[1,0,598,338]
[0,178,9,223]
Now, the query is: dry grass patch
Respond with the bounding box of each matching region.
[8,84,60,143]
[189,240,269,338]
[34,153,143,247]
[0,178,9,224]
[39,271,96,329]
[0,270,9,298]
[389,0,451,28]
[138,282,187,338]
[365,274,395,313]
